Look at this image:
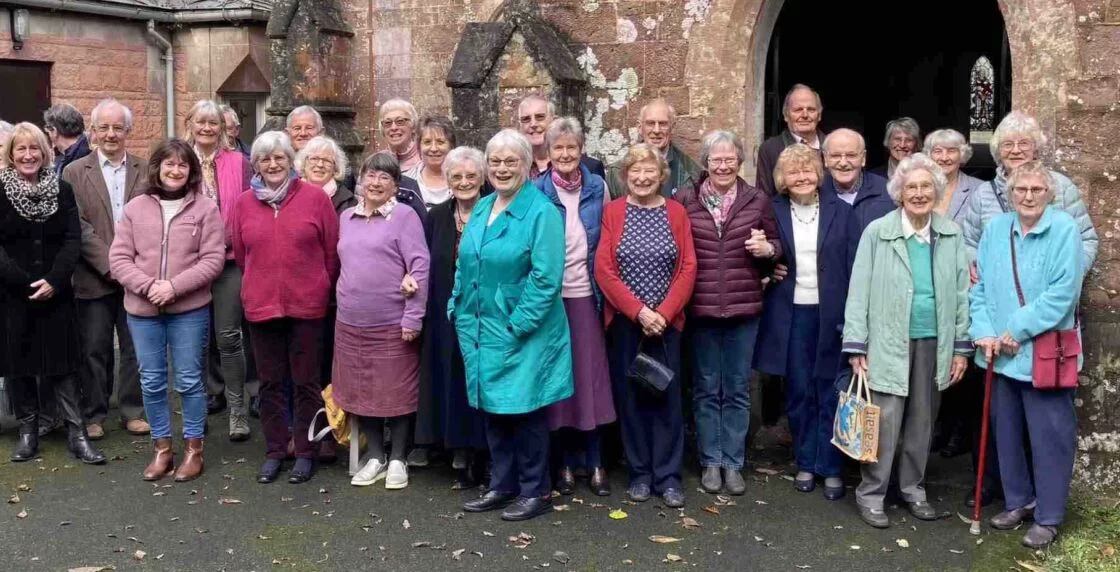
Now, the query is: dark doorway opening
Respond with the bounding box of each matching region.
[0,60,52,126]
[763,0,1011,180]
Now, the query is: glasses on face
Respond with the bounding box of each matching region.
[362,172,394,184]
[826,152,862,162]
[449,173,480,184]
[903,181,935,194]
[518,113,548,125]
[194,119,220,129]
[258,155,289,166]
[94,124,127,135]
[307,156,335,167]
[642,119,671,131]
[1000,139,1035,152]
[707,157,738,168]
[381,117,411,128]
[488,158,520,168]
[1012,185,1048,197]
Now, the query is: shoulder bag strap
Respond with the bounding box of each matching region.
[1009,225,1026,307]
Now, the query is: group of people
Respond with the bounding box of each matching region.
[0,82,1091,548]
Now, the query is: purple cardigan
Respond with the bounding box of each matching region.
[336,203,430,330]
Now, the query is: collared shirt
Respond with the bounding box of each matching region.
[900,209,931,244]
[353,196,397,220]
[833,171,863,205]
[792,131,821,150]
[99,150,128,224]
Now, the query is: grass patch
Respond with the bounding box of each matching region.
[975,496,1120,571]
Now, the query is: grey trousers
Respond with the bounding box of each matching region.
[856,338,941,510]
[205,261,247,412]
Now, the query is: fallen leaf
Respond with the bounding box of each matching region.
[665,553,683,563]
[510,532,536,548]
[127,537,142,543]
[622,559,633,565]
[795,566,811,570]
[472,551,483,558]
[703,506,720,515]
[412,541,431,548]
[257,535,271,540]
[152,492,166,497]
[956,512,973,525]
[649,535,682,544]
[60,521,72,526]
[896,539,910,549]
[754,500,768,505]
[281,497,293,502]
[833,525,843,529]
[754,467,781,476]
[1015,560,1047,572]
[155,554,164,560]
[168,517,179,522]
[553,551,570,564]
[553,504,571,512]
[17,484,31,492]
[319,488,329,494]
[452,548,466,560]
[1102,544,1116,557]
[949,549,964,554]
[850,545,861,550]
[9,495,20,504]
[976,538,984,545]
[483,531,495,537]
[681,517,702,529]
[218,498,242,505]
[402,519,411,529]
[779,475,795,482]
[67,567,116,572]
[133,550,146,561]
[17,509,28,519]
[609,509,628,520]
[572,497,585,505]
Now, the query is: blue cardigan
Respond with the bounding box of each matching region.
[534,164,607,309]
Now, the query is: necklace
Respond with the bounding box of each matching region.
[454,202,472,233]
[790,194,820,225]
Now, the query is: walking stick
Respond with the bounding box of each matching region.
[970,360,996,535]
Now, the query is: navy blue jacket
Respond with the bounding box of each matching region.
[754,191,861,380]
[534,164,606,309]
[397,176,428,224]
[821,171,895,231]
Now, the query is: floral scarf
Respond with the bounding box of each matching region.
[250,172,296,207]
[698,178,737,237]
[1,166,60,223]
[551,167,582,194]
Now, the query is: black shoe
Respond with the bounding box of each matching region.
[67,426,107,465]
[288,458,315,484]
[207,394,227,415]
[500,497,553,521]
[463,490,517,513]
[248,395,261,419]
[589,467,611,497]
[823,478,846,501]
[965,487,997,508]
[257,459,283,483]
[940,433,969,458]
[556,466,575,495]
[10,430,40,462]
[794,477,815,493]
[662,488,685,508]
[627,482,651,502]
[859,506,890,528]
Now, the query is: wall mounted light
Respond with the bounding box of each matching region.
[10,8,30,51]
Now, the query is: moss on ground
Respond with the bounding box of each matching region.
[973,496,1120,571]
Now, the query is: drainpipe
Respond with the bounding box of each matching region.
[145,21,174,138]
[8,0,269,23]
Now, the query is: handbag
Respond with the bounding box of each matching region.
[1009,226,1081,390]
[831,368,880,463]
[308,384,366,450]
[627,336,674,394]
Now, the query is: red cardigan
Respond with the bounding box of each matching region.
[232,179,340,322]
[595,197,697,331]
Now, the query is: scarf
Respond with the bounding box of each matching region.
[395,141,420,171]
[698,177,737,237]
[321,179,338,198]
[1,167,60,223]
[551,167,582,194]
[250,172,295,207]
[195,146,219,202]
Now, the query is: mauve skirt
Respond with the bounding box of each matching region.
[546,296,617,431]
[331,321,420,418]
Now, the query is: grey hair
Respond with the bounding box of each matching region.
[294,135,348,181]
[442,146,486,182]
[43,103,85,138]
[990,111,1047,166]
[1006,160,1054,196]
[923,128,973,164]
[378,98,418,135]
[822,128,866,154]
[219,104,240,127]
[90,98,133,131]
[883,117,921,148]
[544,117,584,149]
[484,129,532,182]
[639,98,677,124]
[886,152,947,205]
[699,130,744,166]
[286,105,323,130]
[518,94,556,118]
[183,100,229,149]
[0,120,13,139]
[250,131,296,169]
[782,83,823,114]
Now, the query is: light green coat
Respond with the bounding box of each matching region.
[842,209,973,396]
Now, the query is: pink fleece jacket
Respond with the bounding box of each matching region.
[215,148,251,259]
[109,192,226,316]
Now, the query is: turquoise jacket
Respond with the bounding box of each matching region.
[449,181,574,414]
[842,210,973,396]
[970,207,1083,382]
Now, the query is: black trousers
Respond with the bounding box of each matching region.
[9,373,85,431]
[77,292,143,422]
[486,409,550,499]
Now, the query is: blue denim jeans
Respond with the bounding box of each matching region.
[127,306,210,440]
[691,316,759,470]
[785,305,841,478]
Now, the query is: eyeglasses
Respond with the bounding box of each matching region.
[826,152,863,162]
[903,181,935,193]
[706,157,738,167]
[288,126,318,134]
[488,158,520,168]
[306,156,335,167]
[1011,185,1048,197]
[380,117,411,128]
[518,113,548,125]
[94,124,127,135]
[999,140,1035,152]
[257,156,289,166]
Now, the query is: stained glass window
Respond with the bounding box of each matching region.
[969,56,995,141]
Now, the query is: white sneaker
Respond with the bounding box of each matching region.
[351,458,387,487]
[385,460,408,490]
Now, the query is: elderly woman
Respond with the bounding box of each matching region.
[843,153,971,528]
[962,111,1097,274]
[755,144,859,501]
[453,129,572,521]
[533,117,616,497]
[971,161,1082,550]
[0,122,105,464]
[676,131,780,496]
[870,117,920,179]
[296,135,354,214]
[415,146,489,488]
[596,143,697,508]
[403,115,455,209]
[335,152,430,490]
[379,99,421,172]
[109,139,225,481]
[184,99,253,439]
[232,131,340,485]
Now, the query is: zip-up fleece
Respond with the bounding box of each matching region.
[109,191,226,316]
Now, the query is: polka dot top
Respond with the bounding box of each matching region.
[616,203,678,308]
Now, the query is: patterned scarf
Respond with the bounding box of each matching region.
[551,167,582,194]
[195,147,219,202]
[697,177,737,237]
[1,167,60,223]
[250,172,295,207]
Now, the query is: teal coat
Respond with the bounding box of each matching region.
[842,209,973,396]
[449,182,574,414]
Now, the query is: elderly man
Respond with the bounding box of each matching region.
[756,84,825,197]
[869,117,920,179]
[221,104,251,159]
[517,94,605,180]
[607,98,700,199]
[62,98,150,439]
[285,105,323,153]
[820,128,894,229]
[44,103,92,176]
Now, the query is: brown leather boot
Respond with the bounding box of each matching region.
[143,438,175,481]
[174,438,204,482]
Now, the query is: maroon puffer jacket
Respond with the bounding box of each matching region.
[676,176,781,319]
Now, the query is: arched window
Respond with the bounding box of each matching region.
[969,56,995,141]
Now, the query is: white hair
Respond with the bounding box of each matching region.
[699,130,744,166]
[294,135,348,181]
[378,98,418,136]
[90,98,133,131]
[823,128,866,154]
[286,105,323,130]
[543,117,584,149]
[639,98,677,124]
[484,129,532,182]
[518,94,556,118]
[886,152,947,205]
[219,104,240,127]
[782,83,823,114]
[250,131,296,168]
[883,117,921,148]
[990,111,1047,167]
[923,128,973,164]
[442,146,485,180]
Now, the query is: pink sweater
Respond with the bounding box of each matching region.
[109,192,226,316]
